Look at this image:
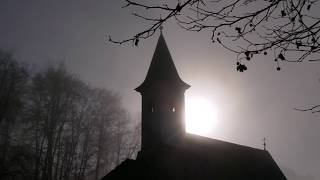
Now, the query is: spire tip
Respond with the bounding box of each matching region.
[160,26,163,34]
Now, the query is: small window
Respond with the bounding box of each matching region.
[149,101,154,112]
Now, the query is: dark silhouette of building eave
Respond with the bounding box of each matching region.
[102,133,287,180]
[135,33,190,93]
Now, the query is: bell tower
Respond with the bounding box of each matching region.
[135,30,190,149]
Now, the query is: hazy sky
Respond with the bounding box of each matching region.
[1,0,320,179]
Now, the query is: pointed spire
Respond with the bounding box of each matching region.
[135,31,190,93]
[159,26,163,34]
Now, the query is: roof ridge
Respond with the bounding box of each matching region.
[185,133,266,152]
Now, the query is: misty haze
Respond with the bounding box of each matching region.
[0,0,320,180]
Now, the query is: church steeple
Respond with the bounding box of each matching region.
[135,32,190,93]
[136,31,190,150]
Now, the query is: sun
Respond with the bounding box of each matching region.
[185,97,218,136]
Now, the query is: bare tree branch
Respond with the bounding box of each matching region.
[110,0,320,71]
[295,105,320,113]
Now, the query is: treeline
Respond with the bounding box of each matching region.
[0,50,140,180]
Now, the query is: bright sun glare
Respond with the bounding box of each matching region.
[185,97,218,136]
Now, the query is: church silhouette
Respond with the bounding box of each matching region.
[102,31,287,180]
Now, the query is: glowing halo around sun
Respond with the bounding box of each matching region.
[185,97,218,136]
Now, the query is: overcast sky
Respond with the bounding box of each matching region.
[1,0,320,179]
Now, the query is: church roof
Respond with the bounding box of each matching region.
[135,32,190,93]
[102,134,287,180]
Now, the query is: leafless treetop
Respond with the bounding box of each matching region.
[110,0,320,71]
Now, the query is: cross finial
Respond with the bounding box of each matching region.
[263,137,267,150]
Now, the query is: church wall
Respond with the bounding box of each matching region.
[140,85,186,149]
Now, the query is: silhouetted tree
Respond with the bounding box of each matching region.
[0,50,29,179]
[91,89,139,179]
[90,88,123,180]
[0,51,140,179]
[110,0,320,71]
[15,64,138,180]
[25,65,87,180]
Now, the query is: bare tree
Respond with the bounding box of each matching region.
[90,88,136,180]
[121,122,140,160]
[26,65,86,180]
[92,89,117,180]
[0,52,139,179]
[110,0,320,71]
[0,50,29,179]
[19,64,138,180]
